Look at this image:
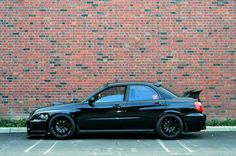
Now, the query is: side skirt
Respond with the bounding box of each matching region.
[80,129,154,133]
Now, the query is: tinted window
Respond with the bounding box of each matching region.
[95,86,125,103]
[128,85,159,101]
[155,86,178,99]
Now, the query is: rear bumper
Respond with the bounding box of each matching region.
[183,113,206,132]
[27,119,48,136]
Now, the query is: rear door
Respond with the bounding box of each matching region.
[123,85,165,129]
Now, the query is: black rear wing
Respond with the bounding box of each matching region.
[182,90,202,102]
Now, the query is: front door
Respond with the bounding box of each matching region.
[79,86,126,130]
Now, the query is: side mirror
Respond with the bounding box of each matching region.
[88,97,95,107]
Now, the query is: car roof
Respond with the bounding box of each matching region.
[104,81,161,87]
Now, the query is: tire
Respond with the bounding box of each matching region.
[156,114,183,139]
[48,114,76,139]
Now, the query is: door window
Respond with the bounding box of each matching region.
[128,85,159,101]
[94,86,125,103]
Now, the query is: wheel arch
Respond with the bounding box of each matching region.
[46,112,80,134]
[154,110,187,132]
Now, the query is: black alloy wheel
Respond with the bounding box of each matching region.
[48,114,76,139]
[156,114,183,139]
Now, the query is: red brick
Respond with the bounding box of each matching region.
[0,0,235,119]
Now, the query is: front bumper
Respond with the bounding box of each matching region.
[27,119,48,136]
[184,113,206,132]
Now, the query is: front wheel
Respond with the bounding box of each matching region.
[48,114,76,139]
[156,114,183,139]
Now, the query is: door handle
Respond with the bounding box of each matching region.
[113,104,122,109]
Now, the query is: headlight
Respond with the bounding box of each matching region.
[32,113,49,120]
[39,113,49,120]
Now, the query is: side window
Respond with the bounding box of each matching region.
[128,85,159,101]
[94,86,125,103]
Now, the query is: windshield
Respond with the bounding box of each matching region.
[81,85,105,103]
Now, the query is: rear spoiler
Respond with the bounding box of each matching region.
[182,90,202,102]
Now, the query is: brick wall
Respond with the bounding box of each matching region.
[0,0,235,119]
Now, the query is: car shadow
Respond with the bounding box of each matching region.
[76,133,156,140]
[28,132,206,140]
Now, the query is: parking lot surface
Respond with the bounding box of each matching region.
[0,131,236,156]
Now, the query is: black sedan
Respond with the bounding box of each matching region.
[27,82,206,139]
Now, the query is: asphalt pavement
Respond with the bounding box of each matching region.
[0,131,236,156]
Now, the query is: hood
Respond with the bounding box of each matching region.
[34,103,81,114]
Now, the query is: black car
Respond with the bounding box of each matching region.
[27,82,206,139]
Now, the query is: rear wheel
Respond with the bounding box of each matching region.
[48,114,76,139]
[156,114,183,139]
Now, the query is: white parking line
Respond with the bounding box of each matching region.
[71,140,84,144]
[42,141,58,155]
[157,140,170,153]
[24,139,42,153]
[170,153,190,155]
[176,140,194,153]
[157,139,194,155]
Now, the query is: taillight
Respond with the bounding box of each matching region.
[194,101,203,113]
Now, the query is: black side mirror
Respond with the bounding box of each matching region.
[88,97,95,107]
